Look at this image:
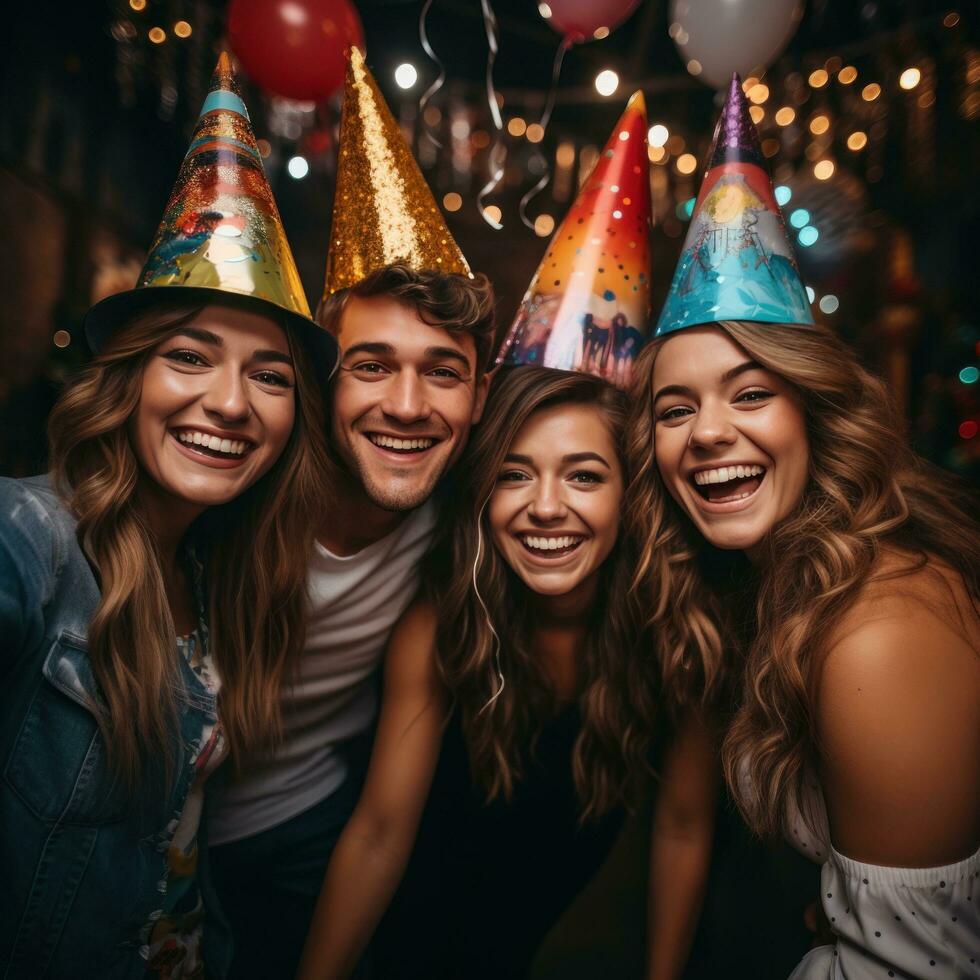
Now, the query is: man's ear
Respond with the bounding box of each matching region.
[470,364,497,425]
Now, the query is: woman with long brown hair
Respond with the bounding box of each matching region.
[0,55,337,980]
[299,366,716,980]
[629,76,979,979]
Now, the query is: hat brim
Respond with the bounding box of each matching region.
[84,286,338,383]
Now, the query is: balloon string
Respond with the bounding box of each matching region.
[477,0,504,230]
[518,35,571,231]
[417,0,445,149]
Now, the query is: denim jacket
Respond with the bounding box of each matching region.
[0,475,231,979]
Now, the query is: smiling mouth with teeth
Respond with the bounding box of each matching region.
[174,429,252,458]
[692,464,766,503]
[519,534,585,557]
[367,434,437,454]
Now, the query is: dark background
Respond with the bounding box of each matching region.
[3,3,971,975]
[1,0,978,480]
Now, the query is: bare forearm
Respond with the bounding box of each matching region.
[296,822,415,980]
[646,826,713,980]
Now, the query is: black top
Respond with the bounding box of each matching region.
[375,706,624,980]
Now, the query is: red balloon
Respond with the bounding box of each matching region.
[542,0,641,42]
[227,0,365,102]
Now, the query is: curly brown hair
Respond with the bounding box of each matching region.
[628,319,980,837]
[317,263,496,374]
[433,366,657,822]
[48,299,331,790]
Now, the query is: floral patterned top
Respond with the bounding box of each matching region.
[142,571,228,978]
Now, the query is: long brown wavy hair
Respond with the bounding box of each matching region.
[434,366,657,822]
[48,298,331,790]
[628,319,980,836]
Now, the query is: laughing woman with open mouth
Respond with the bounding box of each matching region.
[0,54,336,980]
[627,75,979,980]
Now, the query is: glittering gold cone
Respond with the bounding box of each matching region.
[85,52,334,373]
[322,46,470,300]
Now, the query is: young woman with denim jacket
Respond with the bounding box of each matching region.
[0,295,333,980]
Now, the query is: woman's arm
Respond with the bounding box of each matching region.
[296,600,447,980]
[646,711,718,980]
[816,590,979,867]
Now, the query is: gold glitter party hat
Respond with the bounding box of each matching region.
[322,46,470,299]
[86,53,334,372]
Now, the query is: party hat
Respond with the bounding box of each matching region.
[655,73,813,336]
[322,47,470,300]
[495,92,652,389]
[85,53,334,371]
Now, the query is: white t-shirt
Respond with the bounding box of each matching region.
[207,501,437,845]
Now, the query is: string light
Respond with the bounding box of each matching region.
[394,64,418,89]
[808,69,829,88]
[838,66,858,85]
[648,145,667,163]
[287,156,309,179]
[507,117,527,137]
[813,159,835,180]
[676,153,697,174]
[443,192,462,212]
[747,83,770,104]
[862,82,882,101]
[775,107,796,126]
[789,208,810,228]
[526,123,544,143]
[749,105,765,124]
[174,20,192,38]
[648,124,669,147]
[774,185,792,206]
[594,70,619,97]
[809,114,830,135]
[798,226,819,246]
[148,27,166,43]
[847,131,868,151]
[899,67,921,90]
[534,214,555,236]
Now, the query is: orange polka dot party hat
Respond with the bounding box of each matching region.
[495,91,652,389]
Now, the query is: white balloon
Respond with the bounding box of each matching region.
[670,0,805,89]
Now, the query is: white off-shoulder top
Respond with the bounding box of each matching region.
[784,781,979,979]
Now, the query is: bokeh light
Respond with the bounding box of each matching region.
[174,20,192,38]
[899,67,921,90]
[838,66,858,85]
[534,214,555,236]
[847,131,868,151]
[813,159,835,180]
[595,70,619,97]
[394,63,418,89]
[809,114,830,135]
[774,185,792,206]
[287,156,309,179]
[959,420,978,439]
[507,117,527,137]
[798,226,819,247]
[959,366,979,384]
[789,208,810,228]
[775,107,796,126]
[676,153,697,174]
[443,192,462,212]
[808,69,829,88]
[818,294,839,314]
[862,82,881,101]
[648,124,669,147]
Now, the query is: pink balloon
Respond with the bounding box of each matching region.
[542,0,642,43]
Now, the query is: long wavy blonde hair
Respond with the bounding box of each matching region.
[48,299,331,790]
[434,366,657,823]
[628,320,980,836]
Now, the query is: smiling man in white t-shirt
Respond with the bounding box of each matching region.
[204,47,496,980]
[207,262,494,979]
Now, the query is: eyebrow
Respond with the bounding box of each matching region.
[503,451,611,469]
[652,359,763,402]
[173,328,293,367]
[340,341,472,370]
